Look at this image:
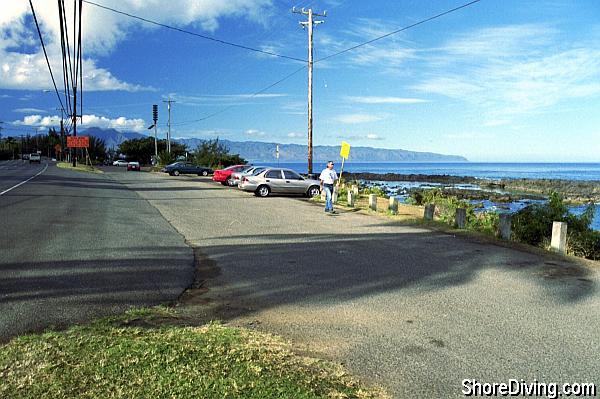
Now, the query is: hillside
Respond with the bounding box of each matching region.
[80,128,467,162]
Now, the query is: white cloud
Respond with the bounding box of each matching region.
[170,93,286,106]
[13,107,47,113]
[287,132,302,138]
[333,113,382,124]
[414,24,600,120]
[337,133,385,141]
[13,113,146,132]
[366,133,383,140]
[345,96,427,104]
[0,0,274,91]
[244,129,266,137]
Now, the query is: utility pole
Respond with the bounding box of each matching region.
[293,7,326,175]
[56,108,64,161]
[152,104,158,163]
[72,85,77,167]
[163,98,175,153]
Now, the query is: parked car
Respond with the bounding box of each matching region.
[113,159,128,167]
[212,164,249,186]
[162,161,213,176]
[29,153,41,163]
[127,161,140,171]
[239,168,322,197]
[230,166,265,187]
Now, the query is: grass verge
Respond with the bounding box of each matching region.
[0,307,384,399]
[56,161,103,174]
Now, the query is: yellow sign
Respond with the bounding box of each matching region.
[340,141,350,159]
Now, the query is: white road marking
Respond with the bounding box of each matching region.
[0,163,48,196]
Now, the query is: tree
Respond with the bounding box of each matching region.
[193,138,245,168]
[119,137,186,165]
[87,136,107,162]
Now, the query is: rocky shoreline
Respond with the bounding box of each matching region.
[344,172,600,203]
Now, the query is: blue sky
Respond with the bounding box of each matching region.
[1,0,599,161]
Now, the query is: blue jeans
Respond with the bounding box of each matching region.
[323,184,334,211]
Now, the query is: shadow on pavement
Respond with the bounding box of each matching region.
[186,232,596,323]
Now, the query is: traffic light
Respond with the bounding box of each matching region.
[152,104,158,123]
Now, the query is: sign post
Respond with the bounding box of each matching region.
[338,141,350,185]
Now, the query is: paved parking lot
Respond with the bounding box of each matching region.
[108,169,600,398]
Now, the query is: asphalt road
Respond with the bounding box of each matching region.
[108,169,600,398]
[0,161,194,341]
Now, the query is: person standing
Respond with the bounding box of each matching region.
[319,161,338,213]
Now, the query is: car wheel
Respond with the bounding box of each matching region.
[226,178,234,186]
[307,185,321,197]
[202,170,208,176]
[255,185,270,197]
[173,170,180,176]
[168,172,174,176]
[221,181,228,186]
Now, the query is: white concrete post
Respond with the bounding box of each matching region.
[498,214,512,240]
[347,190,355,207]
[424,204,435,220]
[455,208,467,229]
[369,194,377,211]
[389,197,398,214]
[352,185,359,195]
[550,221,568,253]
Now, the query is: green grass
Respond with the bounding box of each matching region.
[56,161,103,174]
[0,308,383,399]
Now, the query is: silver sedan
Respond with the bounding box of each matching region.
[231,166,266,187]
[239,168,322,197]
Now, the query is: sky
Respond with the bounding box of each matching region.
[0,0,599,162]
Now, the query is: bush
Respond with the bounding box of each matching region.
[512,192,599,259]
[567,230,600,260]
[362,186,387,197]
[158,150,177,166]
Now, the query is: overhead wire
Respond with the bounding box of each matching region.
[173,0,481,127]
[82,0,307,63]
[28,0,66,114]
[172,65,307,126]
[58,0,73,117]
[315,0,481,64]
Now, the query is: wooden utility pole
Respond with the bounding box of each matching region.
[163,98,176,153]
[293,7,326,175]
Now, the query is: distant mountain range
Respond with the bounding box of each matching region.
[82,127,468,162]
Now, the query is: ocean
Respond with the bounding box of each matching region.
[261,162,600,181]
[260,162,600,230]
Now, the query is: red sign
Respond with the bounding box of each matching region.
[67,136,89,148]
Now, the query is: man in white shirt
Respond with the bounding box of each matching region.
[319,161,338,213]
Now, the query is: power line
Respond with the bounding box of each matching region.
[82,0,307,63]
[316,0,481,64]
[28,0,66,114]
[169,1,481,128]
[172,65,307,127]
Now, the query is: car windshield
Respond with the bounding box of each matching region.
[251,167,266,175]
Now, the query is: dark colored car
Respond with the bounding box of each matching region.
[162,161,213,176]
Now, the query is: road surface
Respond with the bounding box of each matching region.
[106,168,600,398]
[0,161,194,341]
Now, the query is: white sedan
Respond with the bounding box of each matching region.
[112,160,128,167]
